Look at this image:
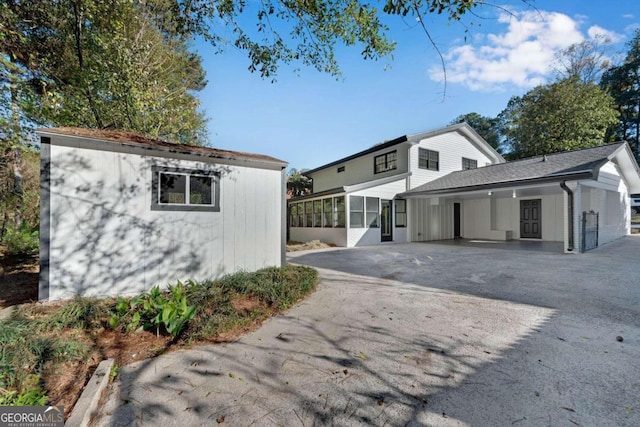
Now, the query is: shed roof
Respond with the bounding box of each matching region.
[401,142,636,197]
[37,127,287,166]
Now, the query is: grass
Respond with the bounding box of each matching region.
[0,265,318,411]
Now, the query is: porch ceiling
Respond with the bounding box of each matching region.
[407,182,564,200]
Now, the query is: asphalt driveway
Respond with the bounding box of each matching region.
[96,237,640,426]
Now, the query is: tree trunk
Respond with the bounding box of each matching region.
[9,57,23,227]
[12,147,23,226]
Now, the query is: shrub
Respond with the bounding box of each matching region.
[109,281,196,338]
[2,221,39,256]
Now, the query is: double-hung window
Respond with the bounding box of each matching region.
[418,148,439,171]
[374,151,397,174]
[152,166,219,211]
[462,157,477,170]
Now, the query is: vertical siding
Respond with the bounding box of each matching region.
[46,142,283,300]
[410,199,454,241]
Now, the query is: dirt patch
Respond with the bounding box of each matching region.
[286,240,336,252]
[0,251,39,309]
[231,294,266,313]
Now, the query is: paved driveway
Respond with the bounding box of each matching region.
[96,237,640,426]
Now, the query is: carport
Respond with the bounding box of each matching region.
[399,143,640,253]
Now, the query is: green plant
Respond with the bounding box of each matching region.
[47,297,104,330]
[109,282,197,338]
[0,374,47,406]
[2,221,39,256]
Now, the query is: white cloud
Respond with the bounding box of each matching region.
[622,14,635,19]
[588,25,623,42]
[429,10,620,91]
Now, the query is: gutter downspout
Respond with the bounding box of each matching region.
[560,181,574,252]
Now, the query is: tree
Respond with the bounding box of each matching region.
[601,30,640,160]
[551,36,612,83]
[450,112,502,153]
[287,169,312,198]
[499,77,618,159]
[1,0,208,144]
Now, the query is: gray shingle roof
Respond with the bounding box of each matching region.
[402,143,626,196]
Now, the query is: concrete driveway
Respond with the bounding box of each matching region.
[96,237,640,426]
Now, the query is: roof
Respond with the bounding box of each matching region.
[37,127,287,166]
[303,123,504,176]
[401,143,630,197]
[289,172,411,203]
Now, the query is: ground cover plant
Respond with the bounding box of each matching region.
[0,265,318,414]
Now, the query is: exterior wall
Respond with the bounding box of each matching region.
[578,161,631,247]
[409,198,455,241]
[43,139,284,300]
[289,227,347,247]
[410,193,564,242]
[408,132,499,189]
[348,179,408,247]
[309,143,410,193]
[488,194,564,241]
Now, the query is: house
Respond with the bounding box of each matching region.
[289,123,640,252]
[288,123,505,247]
[39,128,287,301]
[402,142,640,252]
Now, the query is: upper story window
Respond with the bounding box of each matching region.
[337,166,345,173]
[419,148,439,171]
[374,151,397,174]
[462,157,477,170]
[152,166,220,211]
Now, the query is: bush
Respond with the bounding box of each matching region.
[2,221,39,256]
[109,281,196,338]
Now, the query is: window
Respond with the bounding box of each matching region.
[374,151,397,174]
[152,166,219,211]
[335,196,345,227]
[290,204,298,227]
[313,200,322,227]
[323,198,333,227]
[462,157,477,170]
[395,199,406,227]
[297,203,304,227]
[349,196,364,228]
[366,197,379,228]
[305,202,313,227]
[337,166,345,173]
[419,148,439,171]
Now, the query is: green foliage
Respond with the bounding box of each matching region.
[600,29,640,161]
[109,282,197,338]
[47,297,104,331]
[450,112,503,154]
[0,374,47,406]
[2,221,39,256]
[0,319,89,406]
[287,168,312,197]
[499,77,619,159]
[1,0,207,144]
[219,266,318,310]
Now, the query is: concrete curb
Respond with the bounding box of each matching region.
[65,358,114,427]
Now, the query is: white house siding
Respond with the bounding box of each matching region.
[347,179,409,246]
[289,227,347,247]
[578,161,630,246]
[310,143,410,193]
[409,132,498,189]
[43,139,283,300]
[409,198,455,241]
[410,193,564,242]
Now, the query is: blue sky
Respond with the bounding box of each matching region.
[195,0,639,170]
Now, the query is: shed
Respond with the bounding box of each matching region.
[38,128,287,301]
